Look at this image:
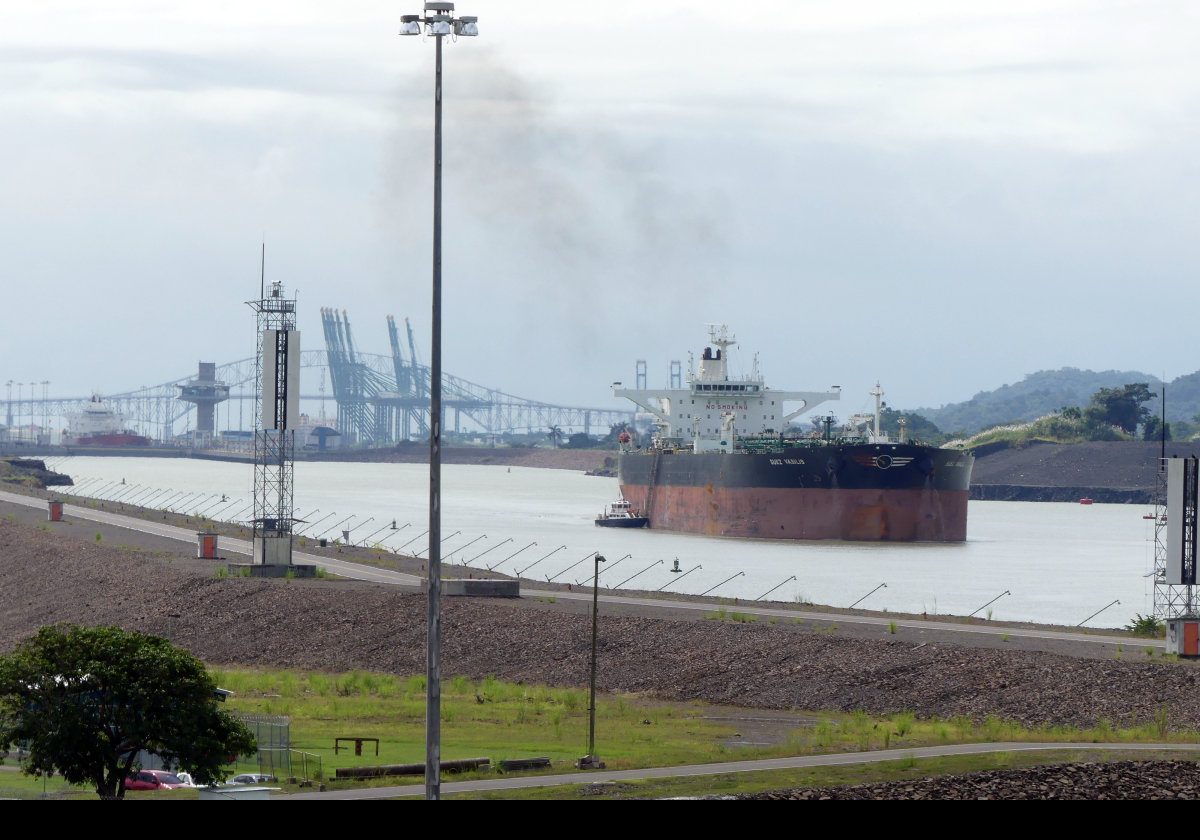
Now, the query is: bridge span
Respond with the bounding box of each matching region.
[5,311,632,444]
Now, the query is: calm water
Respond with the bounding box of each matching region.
[45,456,1158,628]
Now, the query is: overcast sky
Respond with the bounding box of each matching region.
[3,0,1198,423]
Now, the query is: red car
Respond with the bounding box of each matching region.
[125,770,188,791]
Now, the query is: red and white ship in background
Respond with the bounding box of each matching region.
[64,395,151,447]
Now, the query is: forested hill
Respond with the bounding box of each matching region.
[912,368,1175,435]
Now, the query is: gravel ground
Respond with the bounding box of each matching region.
[973,440,1200,491]
[1,514,1197,731]
[736,760,1200,799]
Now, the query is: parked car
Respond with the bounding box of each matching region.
[229,773,277,785]
[125,770,188,790]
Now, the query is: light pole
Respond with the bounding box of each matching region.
[968,589,1011,619]
[582,553,606,770]
[399,1,478,802]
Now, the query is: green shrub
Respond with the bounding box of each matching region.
[1126,614,1165,638]
[892,712,914,737]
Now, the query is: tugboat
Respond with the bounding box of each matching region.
[595,498,649,528]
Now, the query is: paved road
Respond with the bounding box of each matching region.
[0,489,1156,651]
[281,741,1200,799]
[521,586,1152,650]
[0,490,423,588]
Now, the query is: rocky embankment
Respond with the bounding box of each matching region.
[321,439,1194,502]
[969,440,1200,503]
[738,760,1200,799]
[0,515,1197,731]
[0,458,73,490]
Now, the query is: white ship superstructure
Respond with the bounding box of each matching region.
[67,395,130,437]
[612,325,841,452]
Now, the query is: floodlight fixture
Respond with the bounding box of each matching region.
[400,4,478,40]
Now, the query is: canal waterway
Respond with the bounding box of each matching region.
[44,456,1158,629]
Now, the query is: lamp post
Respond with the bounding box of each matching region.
[581,553,606,770]
[399,1,478,802]
[968,589,1011,619]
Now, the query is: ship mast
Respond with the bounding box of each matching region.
[707,324,736,377]
[870,382,884,439]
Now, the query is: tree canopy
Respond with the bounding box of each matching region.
[1083,383,1155,435]
[916,368,1162,434]
[0,625,256,799]
[877,405,942,442]
[1143,415,1172,442]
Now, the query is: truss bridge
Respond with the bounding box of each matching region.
[18,311,630,445]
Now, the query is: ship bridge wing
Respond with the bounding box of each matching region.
[770,389,841,423]
[612,388,677,427]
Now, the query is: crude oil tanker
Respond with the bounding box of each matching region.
[613,326,973,542]
[64,395,151,447]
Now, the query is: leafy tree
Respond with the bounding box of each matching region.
[1083,383,1155,435]
[1143,416,1172,442]
[1125,613,1165,638]
[601,422,637,448]
[877,405,942,442]
[0,625,256,799]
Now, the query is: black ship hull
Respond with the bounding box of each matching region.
[617,443,974,542]
[595,516,649,528]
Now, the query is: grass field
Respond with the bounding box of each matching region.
[3,666,1198,799]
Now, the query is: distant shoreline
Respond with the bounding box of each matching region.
[5,439,1178,502]
[1,444,615,473]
